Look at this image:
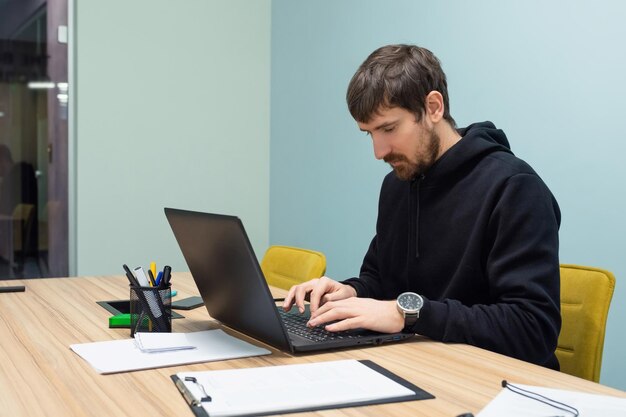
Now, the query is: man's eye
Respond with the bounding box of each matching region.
[383,126,395,133]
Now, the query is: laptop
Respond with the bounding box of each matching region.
[164,207,414,352]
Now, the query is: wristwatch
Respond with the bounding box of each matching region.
[396,292,424,330]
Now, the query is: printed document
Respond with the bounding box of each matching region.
[70,329,270,374]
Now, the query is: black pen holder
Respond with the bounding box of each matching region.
[129,285,172,337]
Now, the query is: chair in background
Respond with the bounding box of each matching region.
[260,245,326,290]
[557,264,615,382]
[37,201,50,277]
[12,203,36,270]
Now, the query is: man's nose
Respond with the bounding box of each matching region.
[372,136,391,160]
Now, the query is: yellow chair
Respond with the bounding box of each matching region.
[557,264,615,382]
[260,245,326,290]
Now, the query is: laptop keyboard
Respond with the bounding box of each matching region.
[278,309,356,342]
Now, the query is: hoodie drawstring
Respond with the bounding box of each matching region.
[410,175,424,259]
[415,175,424,258]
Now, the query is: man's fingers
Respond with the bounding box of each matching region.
[282,286,297,311]
[293,279,320,313]
[281,278,332,314]
[321,290,345,303]
[293,286,308,313]
[309,279,332,313]
[307,302,348,327]
[325,317,362,332]
[306,298,398,334]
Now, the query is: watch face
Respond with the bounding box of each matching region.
[398,292,423,313]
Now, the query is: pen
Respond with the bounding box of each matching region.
[132,266,154,331]
[133,266,151,287]
[161,265,172,288]
[0,285,26,293]
[123,264,140,287]
[150,261,157,280]
[148,269,156,287]
[124,264,148,333]
[155,271,163,286]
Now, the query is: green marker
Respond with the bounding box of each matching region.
[109,313,132,328]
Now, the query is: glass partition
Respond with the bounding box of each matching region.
[0,0,68,278]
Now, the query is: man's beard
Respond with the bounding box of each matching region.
[384,130,441,180]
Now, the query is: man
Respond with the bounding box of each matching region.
[283,44,561,369]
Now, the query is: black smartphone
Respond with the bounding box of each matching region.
[171,296,204,310]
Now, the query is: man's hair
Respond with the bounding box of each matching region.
[346,44,455,127]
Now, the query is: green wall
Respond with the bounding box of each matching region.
[75,0,271,275]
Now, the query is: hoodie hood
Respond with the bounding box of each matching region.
[425,121,513,182]
[458,121,511,149]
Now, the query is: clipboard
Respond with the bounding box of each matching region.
[171,359,434,417]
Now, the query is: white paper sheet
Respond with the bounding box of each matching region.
[477,383,626,417]
[176,359,416,417]
[70,329,270,374]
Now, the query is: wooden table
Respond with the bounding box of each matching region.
[0,274,624,417]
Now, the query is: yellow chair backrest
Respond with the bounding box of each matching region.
[260,245,326,290]
[557,264,615,382]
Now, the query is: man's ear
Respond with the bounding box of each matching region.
[425,91,444,123]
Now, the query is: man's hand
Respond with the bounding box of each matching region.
[307,297,405,334]
[282,277,357,314]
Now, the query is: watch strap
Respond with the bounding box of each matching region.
[403,312,418,331]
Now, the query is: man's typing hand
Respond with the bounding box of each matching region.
[282,277,357,314]
[307,297,405,334]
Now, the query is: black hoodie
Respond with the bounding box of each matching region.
[344,121,561,370]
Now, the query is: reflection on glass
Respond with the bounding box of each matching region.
[0,4,51,278]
